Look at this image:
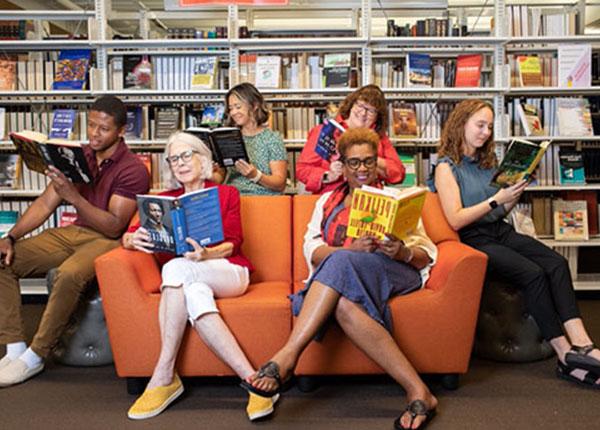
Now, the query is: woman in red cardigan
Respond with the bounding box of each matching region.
[296,84,405,193]
[121,131,277,422]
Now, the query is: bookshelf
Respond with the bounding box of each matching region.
[2,0,600,290]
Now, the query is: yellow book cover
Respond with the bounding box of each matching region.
[347,186,427,241]
[517,56,543,86]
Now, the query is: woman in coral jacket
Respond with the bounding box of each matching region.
[296,84,405,194]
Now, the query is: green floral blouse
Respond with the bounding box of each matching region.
[226,128,287,195]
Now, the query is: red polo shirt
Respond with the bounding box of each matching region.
[74,139,150,230]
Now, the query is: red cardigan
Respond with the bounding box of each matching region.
[295,115,405,194]
[129,181,253,272]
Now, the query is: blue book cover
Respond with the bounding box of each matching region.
[408,53,432,87]
[49,109,77,139]
[315,119,345,161]
[136,187,224,255]
[125,107,143,139]
[52,49,91,90]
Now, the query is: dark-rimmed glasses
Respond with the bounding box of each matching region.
[341,156,377,170]
[166,150,200,166]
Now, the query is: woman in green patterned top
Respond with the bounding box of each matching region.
[214,83,288,195]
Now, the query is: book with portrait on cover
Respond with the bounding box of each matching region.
[346,185,427,241]
[9,130,92,184]
[136,187,224,255]
[490,139,550,188]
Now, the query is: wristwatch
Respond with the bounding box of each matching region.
[487,197,499,209]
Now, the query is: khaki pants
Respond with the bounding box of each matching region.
[0,225,119,358]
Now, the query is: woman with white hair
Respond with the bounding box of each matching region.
[121,131,277,421]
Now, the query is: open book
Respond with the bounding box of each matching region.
[136,187,224,255]
[186,127,249,167]
[491,139,550,188]
[9,130,92,184]
[346,185,427,241]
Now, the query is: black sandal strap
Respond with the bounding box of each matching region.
[571,344,596,355]
[256,361,282,387]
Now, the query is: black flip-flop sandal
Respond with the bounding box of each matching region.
[393,399,437,430]
[565,344,600,375]
[240,361,286,398]
[557,360,600,390]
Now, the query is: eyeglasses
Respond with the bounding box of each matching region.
[353,102,378,117]
[166,150,200,166]
[341,156,378,170]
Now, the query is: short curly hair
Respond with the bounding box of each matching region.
[338,127,379,158]
[338,85,388,135]
[437,99,496,169]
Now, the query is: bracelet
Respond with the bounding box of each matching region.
[403,246,414,264]
[5,233,16,246]
[250,170,263,183]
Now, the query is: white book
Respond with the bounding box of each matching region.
[556,97,594,137]
[255,56,281,89]
[558,44,591,88]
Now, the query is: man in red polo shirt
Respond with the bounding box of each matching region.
[0,96,150,387]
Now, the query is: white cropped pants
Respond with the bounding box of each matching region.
[161,258,249,323]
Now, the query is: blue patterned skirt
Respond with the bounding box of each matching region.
[291,249,422,333]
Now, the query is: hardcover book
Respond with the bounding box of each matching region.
[346,185,427,241]
[154,107,181,139]
[0,59,16,90]
[191,56,218,89]
[392,103,418,137]
[53,49,91,90]
[323,53,352,88]
[0,210,18,237]
[559,150,586,185]
[557,98,594,137]
[136,187,224,255]
[558,44,591,88]
[49,109,78,139]
[491,139,550,188]
[200,105,225,126]
[125,107,144,139]
[255,56,281,88]
[517,56,543,87]
[0,154,21,189]
[123,55,153,90]
[553,199,589,241]
[9,130,92,184]
[407,53,432,87]
[515,102,543,136]
[454,54,483,87]
[186,127,249,167]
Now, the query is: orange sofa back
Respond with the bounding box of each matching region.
[240,195,292,283]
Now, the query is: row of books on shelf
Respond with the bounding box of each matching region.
[0,108,85,141]
[165,27,228,39]
[526,191,599,240]
[507,97,594,138]
[0,20,27,40]
[373,53,490,89]
[385,17,471,38]
[0,50,93,91]
[508,46,592,88]
[109,55,228,91]
[507,4,580,37]
[239,53,358,89]
[0,205,76,240]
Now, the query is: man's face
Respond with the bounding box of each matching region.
[148,202,163,223]
[87,110,124,153]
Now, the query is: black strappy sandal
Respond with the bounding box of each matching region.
[557,360,600,390]
[240,361,289,398]
[393,399,437,430]
[565,344,600,375]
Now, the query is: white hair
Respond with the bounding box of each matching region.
[163,131,213,189]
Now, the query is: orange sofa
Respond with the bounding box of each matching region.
[292,193,488,389]
[95,192,487,393]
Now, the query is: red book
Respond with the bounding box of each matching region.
[59,212,78,227]
[454,54,483,87]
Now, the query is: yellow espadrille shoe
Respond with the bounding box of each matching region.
[127,374,184,420]
[246,392,280,421]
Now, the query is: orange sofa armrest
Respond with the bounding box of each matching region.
[95,247,162,294]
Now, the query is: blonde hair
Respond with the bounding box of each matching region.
[437,99,497,169]
[163,131,213,189]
